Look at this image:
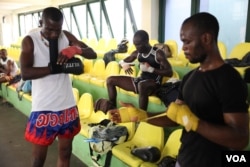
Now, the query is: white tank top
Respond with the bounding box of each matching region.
[29,31,76,111]
[0,57,19,77]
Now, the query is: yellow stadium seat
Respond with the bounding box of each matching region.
[82,38,88,44]
[168,50,189,67]
[228,42,250,59]
[140,128,182,167]
[74,58,93,80]
[23,93,32,102]
[218,41,227,59]
[87,38,98,50]
[165,40,178,58]
[116,53,130,60]
[78,93,109,137]
[78,59,105,83]
[96,38,108,58]
[161,129,182,158]
[83,59,93,74]
[112,122,164,167]
[106,38,118,51]
[117,121,136,141]
[89,61,120,87]
[77,93,94,120]
[149,39,159,46]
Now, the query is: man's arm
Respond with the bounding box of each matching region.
[166,99,249,150]
[60,30,97,61]
[119,51,138,75]
[154,49,173,77]
[197,112,249,150]
[20,36,51,80]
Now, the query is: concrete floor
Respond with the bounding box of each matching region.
[0,99,87,167]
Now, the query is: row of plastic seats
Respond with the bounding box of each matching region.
[82,38,119,58]
[75,91,182,167]
[76,59,180,105]
[75,59,120,87]
[168,42,250,71]
[139,128,182,167]
[79,58,180,85]
[167,40,229,68]
[82,38,181,60]
[113,125,182,167]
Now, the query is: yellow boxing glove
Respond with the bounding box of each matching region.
[109,106,148,123]
[166,102,199,132]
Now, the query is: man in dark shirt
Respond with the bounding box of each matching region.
[109,12,249,167]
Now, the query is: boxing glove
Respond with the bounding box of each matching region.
[49,58,83,75]
[62,57,84,75]
[48,62,63,74]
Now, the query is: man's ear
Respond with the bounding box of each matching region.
[202,33,212,45]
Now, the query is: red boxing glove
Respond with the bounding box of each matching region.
[60,46,82,59]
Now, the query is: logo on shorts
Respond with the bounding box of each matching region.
[36,108,79,127]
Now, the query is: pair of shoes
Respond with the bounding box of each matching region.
[94,98,116,114]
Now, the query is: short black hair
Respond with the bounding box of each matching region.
[42,7,63,22]
[134,30,149,42]
[183,12,219,41]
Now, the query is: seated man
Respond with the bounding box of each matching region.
[106,30,173,111]
[0,48,19,83]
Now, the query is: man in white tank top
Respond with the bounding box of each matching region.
[20,7,97,167]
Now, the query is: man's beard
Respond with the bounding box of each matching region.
[190,53,206,64]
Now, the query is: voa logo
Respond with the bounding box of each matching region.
[226,154,247,163]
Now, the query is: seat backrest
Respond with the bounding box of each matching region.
[82,59,93,74]
[161,129,182,158]
[149,39,159,46]
[90,59,105,77]
[118,121,136,141]
[217,41,227,59]
[77,93,94,119]
[106,38,118,51]
[96,38,107,51]
[228,42,250,59]
[104,61,120,78]
[87,38,98,50]
[165,40,178,58]
[131,122,164,150]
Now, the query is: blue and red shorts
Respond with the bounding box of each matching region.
[25,106,81,146]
